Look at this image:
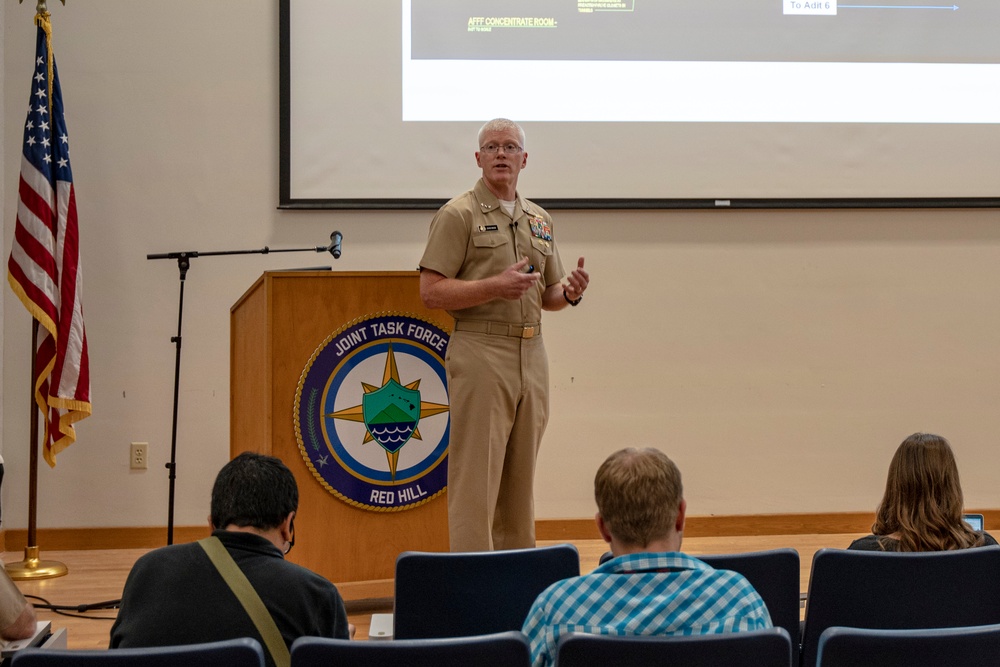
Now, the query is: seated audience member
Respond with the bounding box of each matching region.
[0,568,37,640]
[110,452,350,666]
[522,447,772,667]
[848,432,997,552]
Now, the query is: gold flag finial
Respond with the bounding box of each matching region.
[19,0,66,13]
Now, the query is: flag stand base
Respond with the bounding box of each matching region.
[5,545,68,580]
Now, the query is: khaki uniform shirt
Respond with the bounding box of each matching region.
[419,179,565,323]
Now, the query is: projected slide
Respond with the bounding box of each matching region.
[411,1,1000,64]
[282,0,1000,204]
[403,0,1000,123]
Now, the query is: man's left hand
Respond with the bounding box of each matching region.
[564,257,589,302]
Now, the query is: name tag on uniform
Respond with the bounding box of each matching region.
[478,224,500,232]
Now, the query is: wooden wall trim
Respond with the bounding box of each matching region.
[3,526,211,552]
[4,510,997,551]
[534,512,879,541]
[538,510,1000,540]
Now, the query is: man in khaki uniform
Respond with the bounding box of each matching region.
[419,118,590,551]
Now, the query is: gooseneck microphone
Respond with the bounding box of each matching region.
[329,231,343,259]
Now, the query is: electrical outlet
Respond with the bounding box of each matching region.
[130,442,148,470]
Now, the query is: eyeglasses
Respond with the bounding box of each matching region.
[480,143,523,155]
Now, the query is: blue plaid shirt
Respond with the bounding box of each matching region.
[521,552,773,667]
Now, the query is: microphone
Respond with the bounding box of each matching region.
[328,231,343,259]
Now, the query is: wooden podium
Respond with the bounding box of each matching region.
[230,271,451,598]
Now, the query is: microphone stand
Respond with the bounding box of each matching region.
[146,233,342,545]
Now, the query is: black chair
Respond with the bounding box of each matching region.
[393,544,580,639]
[290,631,530,667]
[698,548,802,667]
[817,623,1000,667]
[11,637,265,667]
[555,627,793,667]
[800,546,1000,667]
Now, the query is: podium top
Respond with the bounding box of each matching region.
[232,270,420,313]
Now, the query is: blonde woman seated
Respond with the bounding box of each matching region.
[848,433,997,552]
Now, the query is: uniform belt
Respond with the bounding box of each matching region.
[454,320,541,339]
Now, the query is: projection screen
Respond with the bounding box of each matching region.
[280,0,1000,209]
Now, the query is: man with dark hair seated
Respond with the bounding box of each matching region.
[110,452,350,666]
[522,447,771,667]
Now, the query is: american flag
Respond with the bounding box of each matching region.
[7,12,91,467]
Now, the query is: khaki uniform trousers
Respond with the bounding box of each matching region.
[445,329,549,552]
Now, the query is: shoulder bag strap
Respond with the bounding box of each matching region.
[197,536,290,667]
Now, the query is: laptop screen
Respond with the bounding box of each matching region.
[963,513,984,532]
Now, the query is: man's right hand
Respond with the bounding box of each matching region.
[495,257,541,300]
[419,258,539,311]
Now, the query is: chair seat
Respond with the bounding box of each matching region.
[555,628,793,667]
[817,623,1000,667]
[290,631,531,667]
[11,637,265,667]
[393,544,580,639]
[800,547,1000,667]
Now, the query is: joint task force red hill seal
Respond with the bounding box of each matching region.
[295,313,450,511]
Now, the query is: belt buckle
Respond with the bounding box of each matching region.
[521,325,535,339]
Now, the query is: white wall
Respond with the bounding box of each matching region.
[2,1,999,532]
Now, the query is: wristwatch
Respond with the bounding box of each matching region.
[563,289,582,306]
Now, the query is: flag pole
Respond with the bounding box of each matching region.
[5,321,68,580]
[6,0,70,581]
